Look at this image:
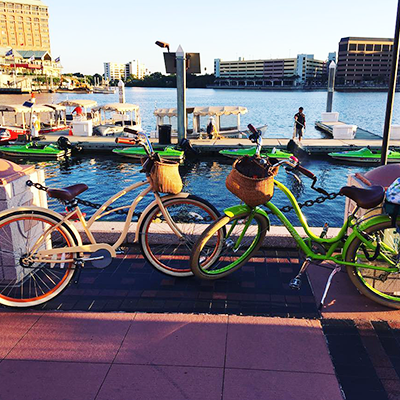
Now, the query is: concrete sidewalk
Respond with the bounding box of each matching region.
[0,312,342,400]
[2,250,400,399]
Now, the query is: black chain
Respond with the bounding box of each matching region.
[274,191,343,214]
[27,180,137,217]
[27,180,343,216]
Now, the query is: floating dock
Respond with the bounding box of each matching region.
[315,120,381,140]
[34,131,400,157]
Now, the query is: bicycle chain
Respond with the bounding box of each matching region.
[27,180,137,217]
[27,180,343,216]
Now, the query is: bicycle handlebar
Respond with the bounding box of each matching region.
[115,129,154,156]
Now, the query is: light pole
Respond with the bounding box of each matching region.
[326,61,336,112]
[156,41,187,142]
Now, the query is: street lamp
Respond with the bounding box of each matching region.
[155,41,170,53]
[155,40,186,142]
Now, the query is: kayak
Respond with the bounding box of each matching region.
[219,146,293,160]
[113,146,185,161]
[0,142,70,160]
[328,147,400,164]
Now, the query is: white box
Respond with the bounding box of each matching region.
[391,125,400,139]
[333,124,357,139]
[72,120,93,137]
[321,112,339,122]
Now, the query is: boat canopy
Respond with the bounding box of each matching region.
[44,103,66,111]
[0,104,55,113]
[94,103,140,113]
[58,99,98,108]
[153,106,248,118]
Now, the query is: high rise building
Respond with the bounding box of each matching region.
[214,54,326,82]
[336,37,397,83]
[0,0,50,52]
[104,60,147,81]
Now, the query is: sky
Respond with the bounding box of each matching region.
[45,0,399,75]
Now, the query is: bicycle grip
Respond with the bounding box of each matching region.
[296,165,315,179]
[115,137,137,145]
[247,124,258,135]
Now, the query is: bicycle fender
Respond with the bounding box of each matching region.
[343,214,393,257]
[0,206,83,246]
[134,192,192,242]
[223,205,270,230]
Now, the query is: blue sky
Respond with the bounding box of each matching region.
[46,0,399,75]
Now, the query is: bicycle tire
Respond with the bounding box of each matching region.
[0,210,78,308]
[345,219,400,309]
[138,195,221,277]
[190,212,268,280]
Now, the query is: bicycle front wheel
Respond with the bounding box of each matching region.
[345,219,400,309]
[139,195,220,277]
[0,210,78,308]
[190,212,268,280]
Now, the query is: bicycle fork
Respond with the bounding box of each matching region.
[289,257,342,311]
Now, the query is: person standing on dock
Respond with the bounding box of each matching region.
[294,107,306,142]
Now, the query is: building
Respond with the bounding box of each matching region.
[104,60,147,81]
[0,0,50,52]
[126,60,147,79]
[336,37,397,83]
[104,62,126,81]
[214,54,326,87]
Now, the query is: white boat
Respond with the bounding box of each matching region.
[0,103,69,143]
[92,103,142,136]
[93,86,117,94]
[152,106,249,139]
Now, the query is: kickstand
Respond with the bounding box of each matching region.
[318,265,341,311]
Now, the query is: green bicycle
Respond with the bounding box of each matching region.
[190,124,400,309]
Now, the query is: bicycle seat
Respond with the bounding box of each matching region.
[47,184,88,201]
[339,185,384,209]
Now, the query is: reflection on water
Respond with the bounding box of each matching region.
[11,154,375,228]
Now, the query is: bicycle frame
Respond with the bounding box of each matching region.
[224,178,399,273]
[25,175,191,264]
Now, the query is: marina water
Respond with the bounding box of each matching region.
[1,88,399,227]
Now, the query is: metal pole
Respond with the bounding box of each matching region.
[176,45,187,142]
[326,61,336,112]
[118,79,125,104]
[381,0,400,165]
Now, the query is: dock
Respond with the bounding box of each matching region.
[37,133,400,157]
[315,120,381,140]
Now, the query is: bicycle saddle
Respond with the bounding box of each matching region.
[339,185,385,209]
[47,184,88,201]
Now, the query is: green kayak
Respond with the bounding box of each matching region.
[0,142,70,160]
[113,146,185,161]
[219,146,292,160]
[329,147,400,164]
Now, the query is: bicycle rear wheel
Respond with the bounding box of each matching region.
[0,210,78,308]
[139,195,220,277]
[345,219,400,309]
[190,212,268,280]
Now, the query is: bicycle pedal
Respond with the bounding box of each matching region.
[289,277,302,290]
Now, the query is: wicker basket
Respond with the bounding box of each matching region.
[226,158,278,207]
[150,159,183,194]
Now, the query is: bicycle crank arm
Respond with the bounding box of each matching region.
[36,244,116,259]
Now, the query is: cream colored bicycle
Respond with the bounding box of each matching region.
[0,131,220,307]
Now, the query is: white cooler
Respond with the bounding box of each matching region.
[332,124,357,139]
[72,120,93,137]
[321,112,339,122]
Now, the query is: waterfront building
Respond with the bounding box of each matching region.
[126,60,147,79]
[214,54,327,87]
[336,37,399,84]
[104,60,148,81]
[0,0,50,52]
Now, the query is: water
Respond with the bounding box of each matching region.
[0,87,399,137]
[1,88,397,227]
[27,155,370,228]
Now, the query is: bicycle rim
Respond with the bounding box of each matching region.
[0,212,76,307]
[346,220,400,307]
[139,196,220,277]
[191,212,268,279]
